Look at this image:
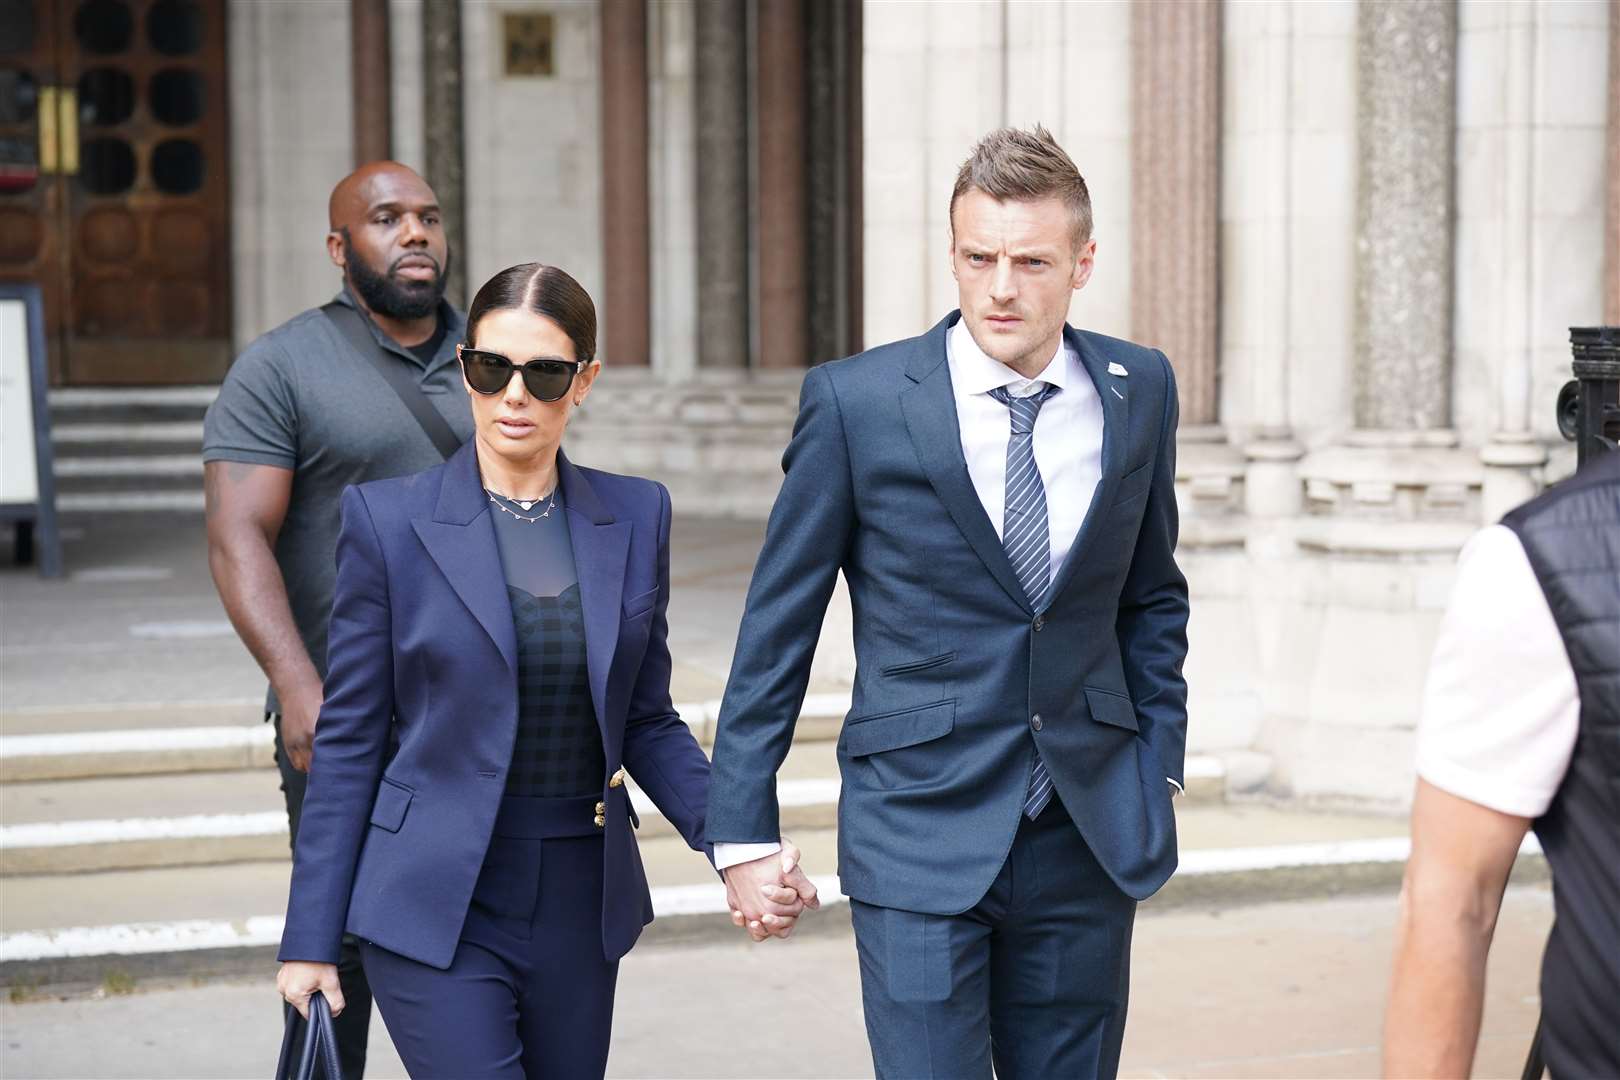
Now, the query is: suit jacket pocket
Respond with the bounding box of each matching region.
[369,776,414,833]
[1084,687,1139,732]
[881,652,955,677]
[623,587,659,619]
[839,700,955,758]
[1114,459,1153,504]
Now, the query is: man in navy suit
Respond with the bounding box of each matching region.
[707,126,1190,1078]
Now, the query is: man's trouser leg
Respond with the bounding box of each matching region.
[274,714,372,1080]
[849,799,1137,1080]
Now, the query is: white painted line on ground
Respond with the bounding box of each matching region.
[0,725,272,759]
[629,777,840,818]
[0,812,287,850]
[69,566,176,583]
[0,698,264,719]
[0,879,851,963]
[0,917,286,962]
[126,620,236,640]
[1177,833,1541,876]
[0,838,1548,964]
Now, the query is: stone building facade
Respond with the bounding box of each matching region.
[13,0,1616,806]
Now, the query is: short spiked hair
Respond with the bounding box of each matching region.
[949,125,1093,251]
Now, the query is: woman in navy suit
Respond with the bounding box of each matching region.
[275,263,812,1078]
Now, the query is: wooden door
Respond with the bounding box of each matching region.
[0,0,231,385]
[0,0,65,378]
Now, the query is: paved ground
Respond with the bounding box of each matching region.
[0,512,851,716]
[0,885,1551,1080]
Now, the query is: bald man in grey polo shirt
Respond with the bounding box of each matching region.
[202,163,472,1078]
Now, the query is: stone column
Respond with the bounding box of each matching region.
[422,0,467,307]
[1354,0,1457,433]
[805,0,860,364]
[755,0,809,370]
[1232,1,1303,524]
[1607,0,1620,325]
[1478,0,1547,519]
[600,0,651,366]
[352,0,392,164]
[1130,0,1220,427]
[695,0,749,369]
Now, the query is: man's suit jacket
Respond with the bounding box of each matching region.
[707,312,1189,913]
[277,442,711,970]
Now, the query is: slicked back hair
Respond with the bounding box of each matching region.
[465,262,598,364]
[949,125,1093,252]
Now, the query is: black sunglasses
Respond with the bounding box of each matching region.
[459,347,587,402]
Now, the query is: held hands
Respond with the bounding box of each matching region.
[277,960,344,1020]
[723,837,821,942]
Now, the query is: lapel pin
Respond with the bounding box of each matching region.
[1110,386,1125,400]
[1108,362,1129,377]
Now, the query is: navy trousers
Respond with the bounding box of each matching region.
[849,799,1137,1080]
[275,714,371,1080]
[359,795,620,1079]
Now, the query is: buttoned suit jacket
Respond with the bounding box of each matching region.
[277,442,711,969]
[706,312,1189,912]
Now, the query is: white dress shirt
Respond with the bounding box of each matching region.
[946,317,1103,584]
[715,321,1168,873]
[1416,524,1580,817]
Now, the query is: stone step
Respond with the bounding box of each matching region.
[57,491,207,514]
[47,403,209,506]
[54,455,204,479]
[0,824,1550,990]
[48,386,217,426]
[0,725,275,782]
[56,475,204,501]
[51,421,206,446]
[0,771,837,876]
[0,701,265,739]
[0,695,856,781]
[0,740,1231,876]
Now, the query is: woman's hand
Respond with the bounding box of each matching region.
[277,961,344,1019]
[725,836,821,941]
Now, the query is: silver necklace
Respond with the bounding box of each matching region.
[485,487,557,523]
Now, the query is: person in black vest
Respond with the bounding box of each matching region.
[204,162,471,1077]
[1384,449,1620,1077]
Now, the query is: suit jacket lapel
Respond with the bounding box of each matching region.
[412,442,517,671]
[900,313,1035,615]
[1048,325,1132,603]
[559,452,627,745]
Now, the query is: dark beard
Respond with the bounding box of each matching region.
[342,230,450,320]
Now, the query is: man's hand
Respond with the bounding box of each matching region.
[723,837,821,941]
[278,684,323,773]
[277,960,344,1020]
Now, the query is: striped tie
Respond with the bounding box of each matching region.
[988,384,1060,820]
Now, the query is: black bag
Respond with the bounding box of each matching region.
[275,990,344,1080]
[322,301,462,460]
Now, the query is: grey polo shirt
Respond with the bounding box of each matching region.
[202,288,474,713]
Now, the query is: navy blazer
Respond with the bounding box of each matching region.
[278,443,711,970]
[707,313,1190,913]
